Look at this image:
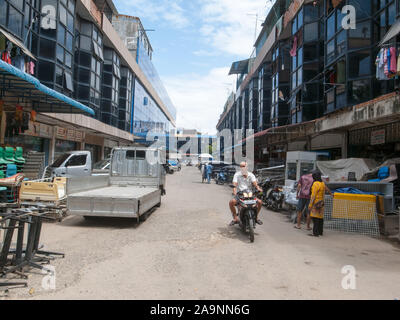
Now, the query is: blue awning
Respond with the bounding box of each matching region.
[0,59,94,116]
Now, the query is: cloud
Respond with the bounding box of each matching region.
[116,0,190,29]
[198,0,272,56]
[162,67,235,135]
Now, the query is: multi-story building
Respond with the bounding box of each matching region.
[0,0,176,165]
[217,0,400,165]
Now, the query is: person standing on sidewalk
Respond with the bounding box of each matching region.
[206,162,213,184]
[308,171,333,237]
[294,173,313,230]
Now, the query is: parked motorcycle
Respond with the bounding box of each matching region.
[216,170,227,185]
[260,178,284,211]
[236,190,259,243]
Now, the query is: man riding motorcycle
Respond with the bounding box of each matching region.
[229,162,263,226]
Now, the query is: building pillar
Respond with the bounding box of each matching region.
[342,131,348,159]
[49,128,56,165]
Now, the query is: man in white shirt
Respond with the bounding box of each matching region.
[229,162,263,226]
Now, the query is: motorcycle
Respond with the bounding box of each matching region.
[236,190,259,243]
[260,178,284,211]
[216,170,227,185]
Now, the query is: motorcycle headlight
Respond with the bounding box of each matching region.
[243,193,248,198]
[248,192,253,198]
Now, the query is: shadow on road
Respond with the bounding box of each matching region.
[217,226,259,244]
[58,215,141,230]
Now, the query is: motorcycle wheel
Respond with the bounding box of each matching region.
[248,216,255,243]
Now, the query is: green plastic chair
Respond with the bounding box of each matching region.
[15,147,25,163]
[0,147,13,165]
[4,147,16,163]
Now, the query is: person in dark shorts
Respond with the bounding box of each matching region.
[295,173,313,230]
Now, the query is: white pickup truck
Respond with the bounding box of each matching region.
[66,147,166,221]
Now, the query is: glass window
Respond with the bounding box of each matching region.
[298,8,303,29]
[10,0,23,11]
[79,68,90,83]
[65,52,72,68]
[80,35,91,51]
[348,0,371,20]
[292,16,297,35]
[55,66,63,86]
[304,22,318,42]
[292,72,297,90]
[57,25,65,45]
[336,9,344,31]
[298,47,303,66]
[56,44,64,63]
[304,4,318,23]
[348,79,370,104]
[68,0,75,12]
[327,13,335,40]
[0,0,6,27]
[297,67,303,86]
[38,60,54,82]
[67,12,73,31]
[388,3,396,26]
[79,51,91,67]
[40,38,56,59]
[80,21,92,36]
[337,30,346,56]
[349,20,371,49]
[60,5,67,26]
[65,72,73,91]
[66,155,87,166]
[66,32,73,50]
[8,6,23,37]
[327,39,335,64]
[292,55,297,72]
[349,51,371,78]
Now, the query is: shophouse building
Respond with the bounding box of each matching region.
[217,0,400,166]
[0,0,176,165]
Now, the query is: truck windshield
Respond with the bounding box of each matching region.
[51,153,70,168]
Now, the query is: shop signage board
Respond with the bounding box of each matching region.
[56,127,67,140]
[371,129,386,145]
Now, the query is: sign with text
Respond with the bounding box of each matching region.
[371,129,386,145]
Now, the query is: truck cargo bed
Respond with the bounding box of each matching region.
[67,186,161,218]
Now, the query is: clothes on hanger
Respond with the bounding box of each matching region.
[12,48,25,71]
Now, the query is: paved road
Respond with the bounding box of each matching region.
[6,167,400,299]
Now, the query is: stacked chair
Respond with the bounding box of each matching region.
[0,147,26,203]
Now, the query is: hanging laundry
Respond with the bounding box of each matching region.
[397,51,400,75]
[29,61,35,75]
[290,36,297,57]
[376,48,387,80]
[1,50,11,64]
[384,48,389,77]
[390,47,397,75]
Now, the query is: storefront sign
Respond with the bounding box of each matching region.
[371,129,386,145]
[75,131,83,142]
[56,127,67,140]
[24,121,53,139]
[67,129,75,140]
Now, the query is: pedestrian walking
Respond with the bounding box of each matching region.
[308,171,333,237]
[294,173,313,230]
[206,162,213,184]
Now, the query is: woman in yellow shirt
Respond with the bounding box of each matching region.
[308,171,332,237]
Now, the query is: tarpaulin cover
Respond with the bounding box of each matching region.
[361,158,400,182]
[316,158,377,182]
